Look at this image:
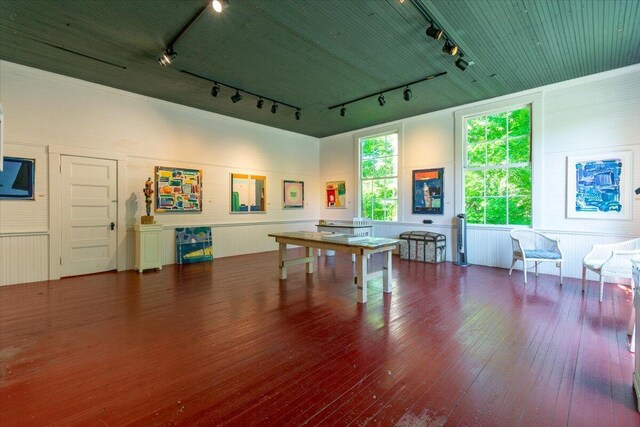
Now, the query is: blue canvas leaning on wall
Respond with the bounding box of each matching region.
[176,227,213,264]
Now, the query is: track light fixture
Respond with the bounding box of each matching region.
[256,98,264,109]
[295,109,301,120]
[455,55,470,71]
[212,0,229,13]
[403,87,412,101]
[340,106,346,117]
[271,102,278,114]
[231,90,242,103]
[442,41,458,56]
[426,25,443,40]
[211,83,220,97]
[158,48,177,66]
[378,94,386,106]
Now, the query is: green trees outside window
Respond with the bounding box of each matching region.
[360,133,398,221]
[464,107,532,225]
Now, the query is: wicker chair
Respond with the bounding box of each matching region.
[509,229,563,284]
[582,238,640,302]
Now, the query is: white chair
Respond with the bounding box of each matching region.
[509,229,563,284]
[582,238,640,302]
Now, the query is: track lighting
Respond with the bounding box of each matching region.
[158,48,177,66]
[455,56,470,71]
[403,87,412,101]
[378,94,386,106]
[426,25,443,40]
[212,0,229,13]
[340,106,346,117]
[271,102,278,114]
[295,109,301,120]
[231,90,242,103]
[442,41,458,56]
[211,83,220,97]
[257,98,264,109]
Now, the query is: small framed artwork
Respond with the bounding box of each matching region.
[0,157,35,200]
[412,168,444,215]
[326,180,346,208]
[567,151,632,220]
[283,180,304,209]
[155,166,202,212]
[231,173,266,213]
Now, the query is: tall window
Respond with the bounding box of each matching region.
[464,106,531,225]
[360,132,398,221]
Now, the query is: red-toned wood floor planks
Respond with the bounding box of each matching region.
[0,250,638,426]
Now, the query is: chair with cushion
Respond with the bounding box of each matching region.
[509,229,563,284]
[582,238,640,302]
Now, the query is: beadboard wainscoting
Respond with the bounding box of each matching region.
[0,232,49,286]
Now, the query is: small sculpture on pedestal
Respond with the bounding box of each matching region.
[141,177,154,224]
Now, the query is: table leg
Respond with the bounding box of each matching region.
[382,250,392,294]
[306,247,314,274]
[278,242,287,280]
[356,254,368,304]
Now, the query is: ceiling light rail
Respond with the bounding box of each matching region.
[327,71,446,113]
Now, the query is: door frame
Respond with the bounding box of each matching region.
[48,144,127,280]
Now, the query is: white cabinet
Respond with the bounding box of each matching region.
[633,262,639,411]
[134,224,163,273]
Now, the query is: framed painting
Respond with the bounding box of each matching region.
[155,166,202,212]
[283,180,304,209]
[176,227,213,264]
[412,168,444,214]
[326,180,346,208]
[0,157,35,200]
[231,173,266,213]
[566,151,632,220]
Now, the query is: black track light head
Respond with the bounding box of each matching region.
[340,106,346,117]
[271,102,278,114]
[295,109,301,120]
[231,90,242,103]
[403,87,412,101]
[212,0,229,13]
[455,56,470,71]
[426,25,444,40]
[378,94,386,106]
[257,98,264,109]
[211,83,220,97]
[158,48,177,66]
[442,41,458,56]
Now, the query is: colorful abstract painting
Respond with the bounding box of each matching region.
[412,168,444,215]
[175,227,213,264]
[567,151,632,220]
[155,166,202,212]
[326,180,346,208]
[231,173,266,213]
[283,180,304,209]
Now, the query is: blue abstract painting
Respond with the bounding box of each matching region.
[176,227,213,264]
[575,158,622,213]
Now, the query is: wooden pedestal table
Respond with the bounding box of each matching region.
[268,231,399,304]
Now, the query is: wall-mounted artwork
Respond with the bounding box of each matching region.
[231,173,266,213]
[283,180,304,209]
[412,168,444,215]
[176,227,213,264]
[0,157,35,200]
[326,180,346,208]
[155,166,202,212]
[567,151,632,220]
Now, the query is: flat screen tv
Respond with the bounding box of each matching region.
[0,157,35,199]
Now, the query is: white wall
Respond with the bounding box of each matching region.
[319,65,640,280]
[0,61,319,285]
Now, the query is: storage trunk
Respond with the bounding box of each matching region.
[399,231,446,263]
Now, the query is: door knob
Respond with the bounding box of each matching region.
[110,222,115,230]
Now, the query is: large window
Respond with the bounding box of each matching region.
[360,132,398,221]
[464,106,531,225]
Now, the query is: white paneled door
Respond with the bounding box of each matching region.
[61,156,117,277]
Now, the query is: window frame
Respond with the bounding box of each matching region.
[354,124,403,222]
[454,93,543,228]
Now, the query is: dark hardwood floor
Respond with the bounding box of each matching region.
[1,250,638,426]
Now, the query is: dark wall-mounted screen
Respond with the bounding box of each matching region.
[0,157,35,199]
